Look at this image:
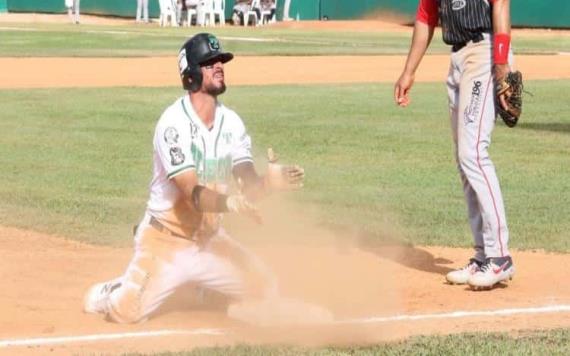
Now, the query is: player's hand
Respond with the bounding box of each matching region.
[493,63,511,111]
[394,71,415,107]
[226,194,262,224]
[265,148,304,191]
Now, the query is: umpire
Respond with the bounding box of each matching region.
[394,0,516,290]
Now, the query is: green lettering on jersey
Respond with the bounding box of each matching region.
[191,142,232,182]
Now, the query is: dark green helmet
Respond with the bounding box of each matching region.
[178,33,234,91]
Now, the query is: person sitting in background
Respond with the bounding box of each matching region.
[177,0,199,26]
[231,0,250,26]
[260,0,276,23]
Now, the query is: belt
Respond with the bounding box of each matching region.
[451,33,485,53]
[148,216,196,241]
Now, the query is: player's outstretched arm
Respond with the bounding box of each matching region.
[395,20,435,107]
[232,148,305,202]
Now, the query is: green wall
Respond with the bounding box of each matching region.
[0,0,7,13]
[283,0,570,28]
[7,0,159,18]
[6,0,570,28]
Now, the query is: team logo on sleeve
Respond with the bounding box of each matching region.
[164,127,179,145]
[170,146,185,166]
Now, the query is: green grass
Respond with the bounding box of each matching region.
[0,23,568,56]
[130,328,570,355]
[1,80,569,250]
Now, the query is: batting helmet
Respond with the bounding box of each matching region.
[178,33,234,92]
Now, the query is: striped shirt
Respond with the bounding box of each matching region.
[417,0,494,45]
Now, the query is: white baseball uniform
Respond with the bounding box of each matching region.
[84,95,274,323]
[447,34,513,260]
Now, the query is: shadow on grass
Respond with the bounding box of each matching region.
[356,232,455,276]
[517,122,570,133]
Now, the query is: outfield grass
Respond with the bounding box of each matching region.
[1,80,568,250]
[130,328,570,355]
[0,23,568,56]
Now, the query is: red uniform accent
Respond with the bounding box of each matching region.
[416,0,438,27]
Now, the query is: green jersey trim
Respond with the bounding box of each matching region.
[167,164,195,179]
[214,114,225,158]
[181,98,195,125]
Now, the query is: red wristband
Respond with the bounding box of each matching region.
[493,33,510,64]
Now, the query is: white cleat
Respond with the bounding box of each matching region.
[468,256,515,290]
[83,280,121,314]
[446,258,483,285]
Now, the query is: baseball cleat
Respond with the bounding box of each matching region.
[468,256,515,289]
[83,280,121,314]
[446,258,483,285]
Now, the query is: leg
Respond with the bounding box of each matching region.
[143,0,149,22]
[73,0,80,24]
[202,229,278,298]
[447,55,485,262]
[136,0,142,22]
[445,56,486,285]
[83,215,256,322]
[456,43,510,259]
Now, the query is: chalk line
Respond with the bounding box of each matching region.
[2,304,570,348]
[0,328,225,348]
[337,304,570,325]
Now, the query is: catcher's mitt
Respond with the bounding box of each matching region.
[496,70,523,128]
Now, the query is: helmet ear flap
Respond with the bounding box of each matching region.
[188,64,202,92]
[181,64,202,92]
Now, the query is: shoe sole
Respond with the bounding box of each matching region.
[469,274,514,291]
[446,280,468,285]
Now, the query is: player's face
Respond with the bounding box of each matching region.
[200,59,226,96]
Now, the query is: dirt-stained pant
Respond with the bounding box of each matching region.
[94,213,275,323]
[447,34,512,260]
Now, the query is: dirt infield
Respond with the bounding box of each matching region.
[2,224,570,354]
[1,15,570,355]
[2,54,569,89]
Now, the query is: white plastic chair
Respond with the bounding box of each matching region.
[197,0,215,26]
[244,0,259,26]
[212,0,225,26]
[260,0,275,25]
[186,7,197,26]
[159,0,178,27]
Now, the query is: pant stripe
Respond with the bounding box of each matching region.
[475,74,504,257]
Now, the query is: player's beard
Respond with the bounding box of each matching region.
[205,81,226,96]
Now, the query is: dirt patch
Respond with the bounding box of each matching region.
[1,55,569,89]
[1,224,570,354]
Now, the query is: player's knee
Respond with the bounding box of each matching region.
[457,148,478,169]
[106,283,148,323]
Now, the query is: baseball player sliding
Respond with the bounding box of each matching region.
[84,33,304,323]
[395,0,515,289]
